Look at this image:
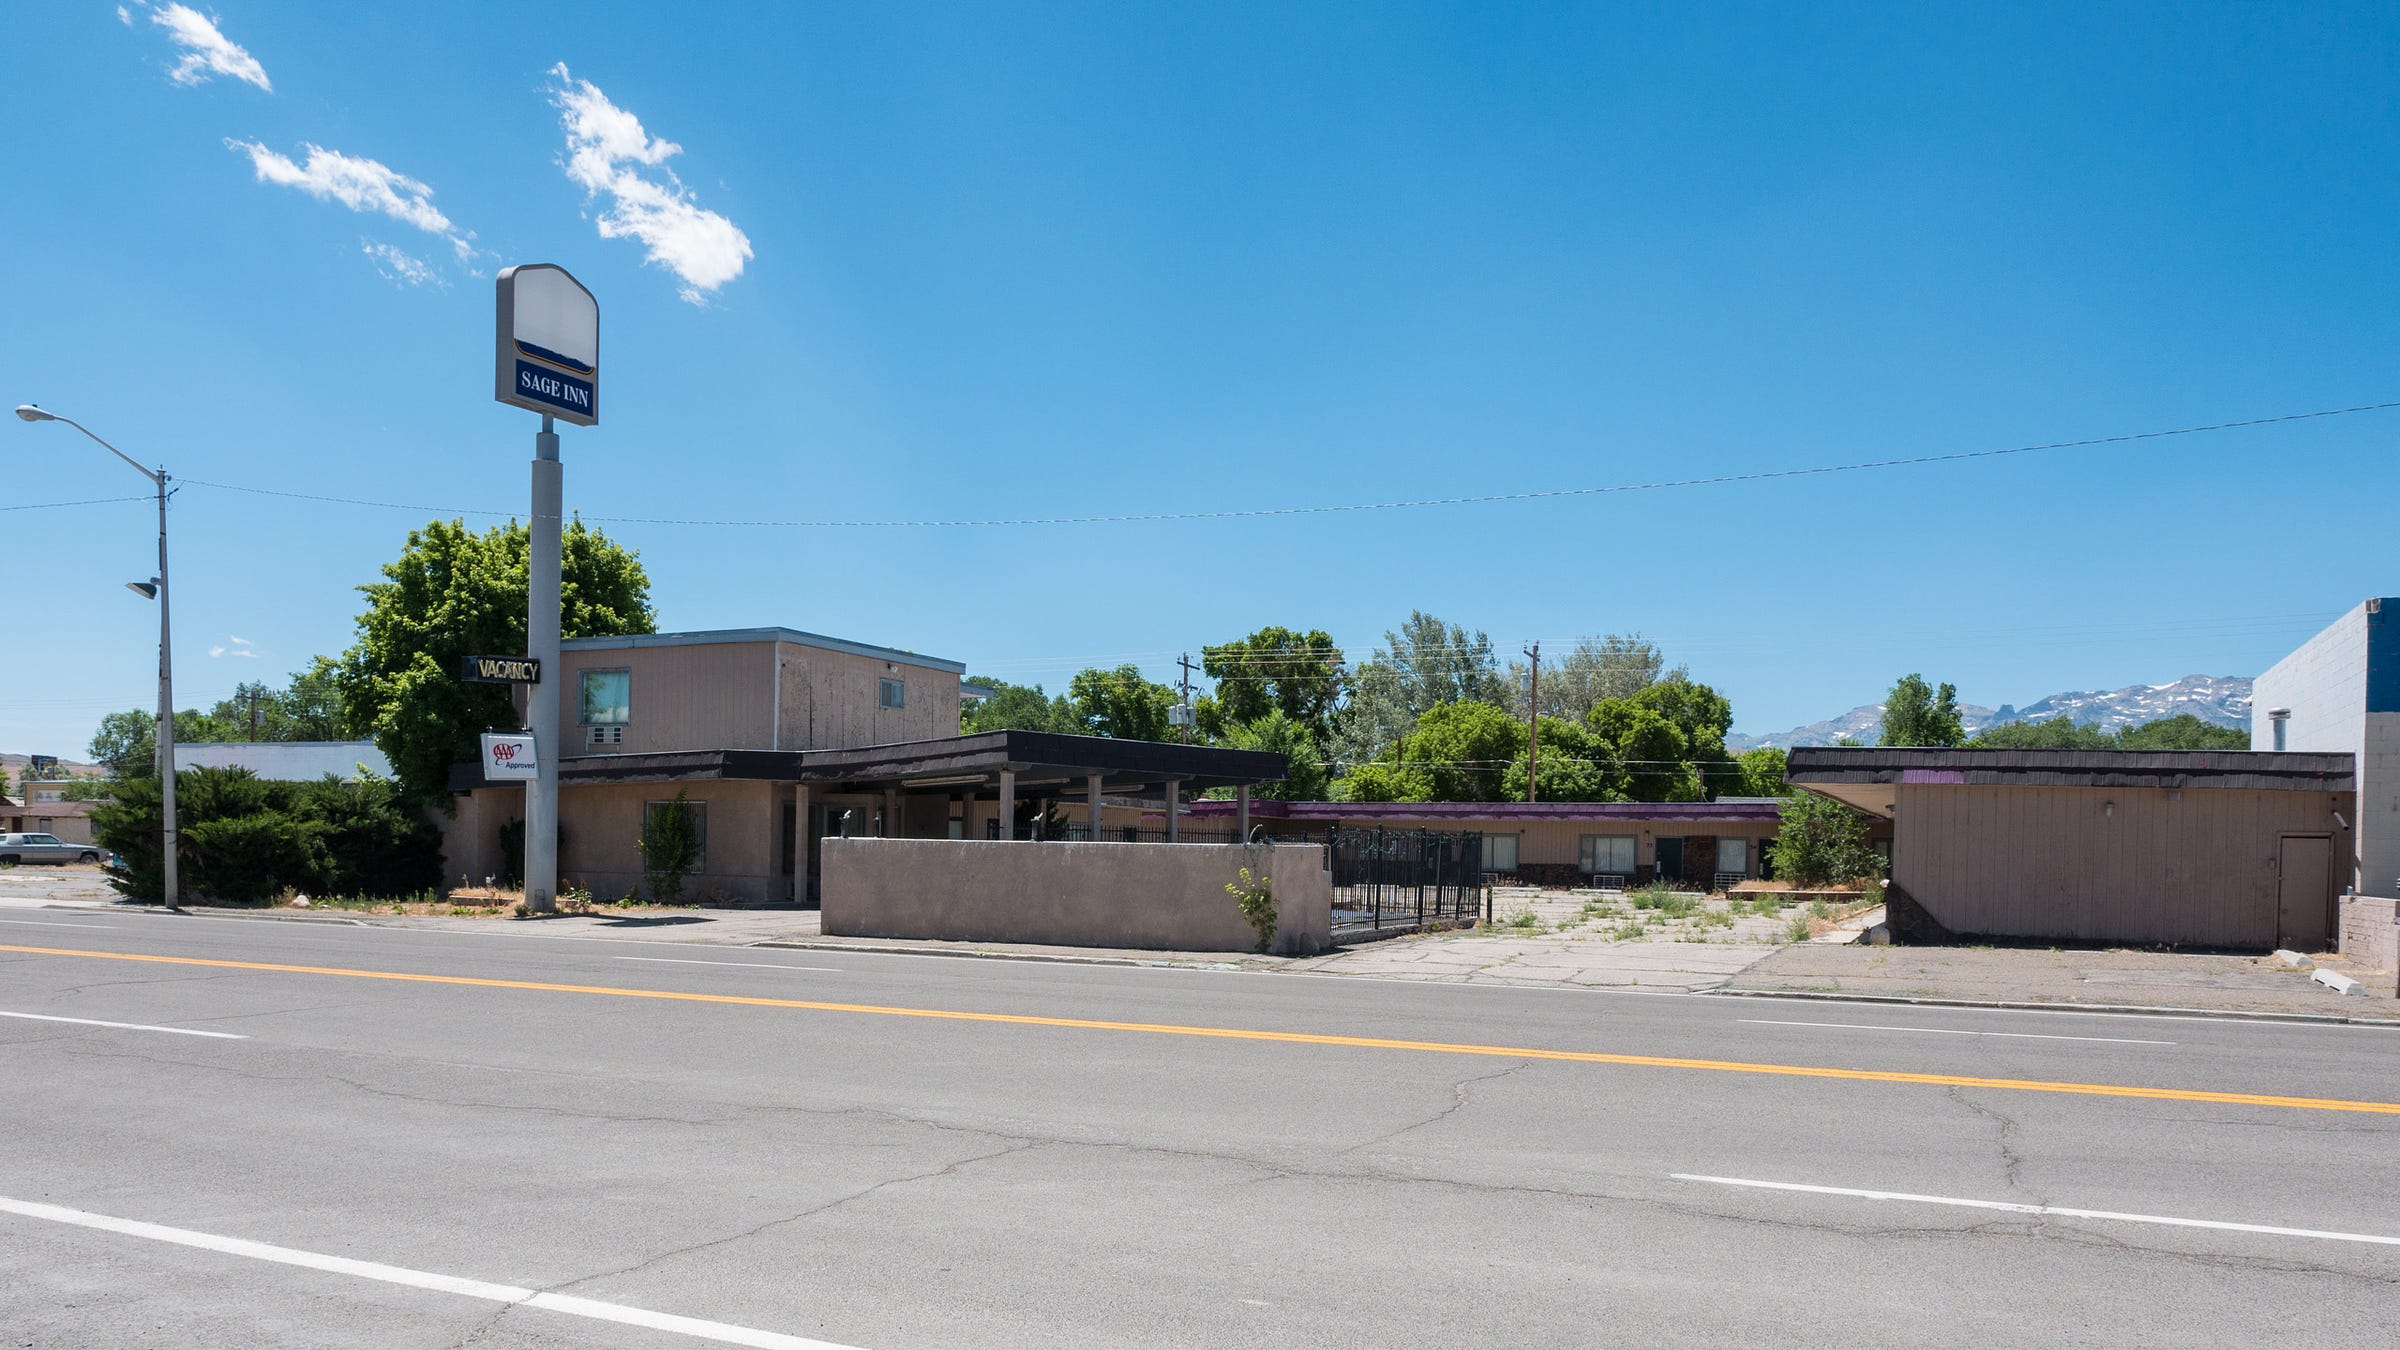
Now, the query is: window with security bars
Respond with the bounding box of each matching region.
[1718,837,1749,875]
[878,677,906,710]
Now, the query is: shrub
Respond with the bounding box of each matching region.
[638,790,702,903]
[1225,864,1278,953]
[1770,792,1882,887]
[90,765,442,905]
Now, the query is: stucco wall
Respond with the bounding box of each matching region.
[822,839,1332,954]
[443,779,784,904]
[2252,599,2399,894]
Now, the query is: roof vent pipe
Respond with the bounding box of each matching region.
[2268,707,2291,752]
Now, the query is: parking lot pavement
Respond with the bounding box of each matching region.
[0,863,119,907]
[1726,941,2400,1021]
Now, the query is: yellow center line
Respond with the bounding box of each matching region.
[7,942,2397,1116]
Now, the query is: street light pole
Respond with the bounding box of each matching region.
[15,405,180,911]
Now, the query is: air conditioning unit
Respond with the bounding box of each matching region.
[587,725,624,749]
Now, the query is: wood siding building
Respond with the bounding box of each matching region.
[1788,748,2355,950]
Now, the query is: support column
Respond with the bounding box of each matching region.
[1165,778,1181,843]
[997,769,1016,840]
[1237,785,1251,841]
[882,787,901,838]
[1087,773,1104,843]
[524,417,562,914]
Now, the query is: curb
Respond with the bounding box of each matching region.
[48,903,373,927]
[749,939,1259,971]
[1705,986,2400,1028]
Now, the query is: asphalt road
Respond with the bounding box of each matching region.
[3,909,2397,1347]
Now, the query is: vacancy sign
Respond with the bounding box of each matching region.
[495,264,599,426]
[482,732,540,781]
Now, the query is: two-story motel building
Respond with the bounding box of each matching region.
[442,627,1286,904]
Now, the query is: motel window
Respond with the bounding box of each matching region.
[642,799,708,870]
[1718,837,1749,876]
[878,677,906,711]
[34,790,62,803]
[1485,833,1519,873]
[579,670,631,725]
[1578,834,1636,875]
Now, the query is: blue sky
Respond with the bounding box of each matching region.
[6,2,2399,759]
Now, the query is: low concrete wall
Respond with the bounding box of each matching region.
[2339,895,2398,977]
[822,839,1332,955]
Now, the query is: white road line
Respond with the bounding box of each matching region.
[0,1195,864,1349]
[1738,1018,2174,1046]
[0,1010,246,1039]
[617,956,842,973]
[1670,1175,2400,1247]
[0,918,123,930]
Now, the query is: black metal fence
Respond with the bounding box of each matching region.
[1057,824,1244,845]
[1324,825,1485,937]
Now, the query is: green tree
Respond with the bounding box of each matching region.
[1728,746,1790,797]
[197,661,357,742]
[86,708,242,779]
[2113,714,2250,751]
[1505,715,1625,801]
[1066,665,1176,741]
[960,677,1079,734]
[1225,710,1328,802]
[1327,611,1508,768]
[1506,633,1676,721]
[1879,673,1965,747]
[1770,791,1882,887]
[1201,626,1345,747]
[1334,759,1435,802]
[1385,700,1526,802]
[336,517,655,806]
[1969,717,2109,749]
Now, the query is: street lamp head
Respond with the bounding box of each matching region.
[125,579,159,600]
[14,404,57,423]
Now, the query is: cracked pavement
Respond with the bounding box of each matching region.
[3,911,2397,1346]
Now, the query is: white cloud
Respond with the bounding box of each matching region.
[146,4,273,93]
[362,239,443,289]
[117,6,133,26]
[547,63,752,304]
[209,636,256,660]
[226,139,478,266]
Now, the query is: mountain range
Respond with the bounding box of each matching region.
[1726,675,2254,752]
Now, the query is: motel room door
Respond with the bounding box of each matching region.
[1653,837,1684,884]
[2276,834,2332,952]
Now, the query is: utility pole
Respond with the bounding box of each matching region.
[1522,641,1540,803]
[247,688,262,742]
[1176,651,1198,744]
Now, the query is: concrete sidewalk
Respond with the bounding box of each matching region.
[1725,942,2400,1023]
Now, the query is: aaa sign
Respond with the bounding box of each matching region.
[481,732,539,781]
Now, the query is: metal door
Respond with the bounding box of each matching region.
[1654,837,1684,883]
[2276,834,2332,952]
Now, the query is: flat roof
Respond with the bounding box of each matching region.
[455,730,1284,795]
[562,627,966,676]
[1786,746,2354,816]
[1185,799,1786,823]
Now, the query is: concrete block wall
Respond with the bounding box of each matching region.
[2339,895,2398,977]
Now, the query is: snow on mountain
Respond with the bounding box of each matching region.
[1727,675,2252,751]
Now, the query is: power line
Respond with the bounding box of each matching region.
[166,398,2399,530]
[1,494,151,513]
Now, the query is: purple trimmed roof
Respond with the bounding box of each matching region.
[1186,799,1785,822]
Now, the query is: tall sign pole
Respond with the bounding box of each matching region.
[495,264,598,915]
